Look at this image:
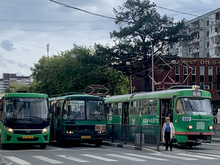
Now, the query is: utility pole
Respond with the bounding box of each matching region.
[46,43,50,56]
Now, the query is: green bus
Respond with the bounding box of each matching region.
[105,85,214,147]
[0,92,50,149]
[49,93,106,146]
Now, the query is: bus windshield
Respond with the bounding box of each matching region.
[64,100,105,120]
[6,97,49,123]
[86,100,105,120]
[176,97,212,115]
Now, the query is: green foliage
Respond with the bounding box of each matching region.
[30,44,129,96]
[4,83,31,93]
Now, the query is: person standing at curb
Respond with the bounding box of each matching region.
[162,117,175,151]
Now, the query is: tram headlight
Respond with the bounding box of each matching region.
[42,126,50,133]
[208,126,213,130]
[4,126,14,133]
[188,125,193,130]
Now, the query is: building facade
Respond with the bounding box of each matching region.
[0,73,31,94]
[169,8,220,58]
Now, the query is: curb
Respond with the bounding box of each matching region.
[212,138,220,143]
[102,141,160,153]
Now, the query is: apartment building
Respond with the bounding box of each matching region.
[0,73,31,94]
[170,8,220,58]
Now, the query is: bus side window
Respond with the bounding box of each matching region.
[130,101,138,115]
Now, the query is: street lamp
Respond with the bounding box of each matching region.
[126,61,132,94]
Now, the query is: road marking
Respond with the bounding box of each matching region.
[106,154,146,162]
[123,153,169,161]
[150,153,197,161]
[4,156,31,165]
[191,153,220,158]
[33,156,63,164]
[57,155,89,162]
[81,154,117,162]
[176,153,218,159]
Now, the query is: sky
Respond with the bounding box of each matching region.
[1,0,220,78]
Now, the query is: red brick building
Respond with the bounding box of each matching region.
[133,58,220,114]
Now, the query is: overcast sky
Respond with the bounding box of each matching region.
[1,0,220,78]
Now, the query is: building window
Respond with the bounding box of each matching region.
[207,42,209,48]
[192,66,196,75]
[208,66,213,75]
[183,66,188,75]
[207,20,209,26]
[207,31,209,37]
[207,53,209,58]
[200,66,204,75]
[175,66,180,75]
[217,66,220,90]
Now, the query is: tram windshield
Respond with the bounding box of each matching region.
[6,97,49,123]
[176,98,212,115]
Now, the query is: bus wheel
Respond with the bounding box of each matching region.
[40,144,47,149]
[95,140,102,147]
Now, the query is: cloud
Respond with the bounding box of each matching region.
[0,40,16,51]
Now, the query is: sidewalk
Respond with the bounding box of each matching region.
[102,137,220,153]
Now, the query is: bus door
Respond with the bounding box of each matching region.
[122,102,129,124]
[160,99,173,126]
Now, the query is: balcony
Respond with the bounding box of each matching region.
[209,31,220,38]
[190,38,200,44]
[212,42,220,48]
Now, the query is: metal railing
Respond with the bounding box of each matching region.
[106,124,161,151]
[214,124,220,138]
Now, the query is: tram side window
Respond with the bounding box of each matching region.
[130,101,138,115]
[114,103,121,116]
[148,99,157,115]
[139,100,148,115]
[108,103,114,115]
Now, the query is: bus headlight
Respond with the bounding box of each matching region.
[188,125,193,130]
[4,126,14,133]
[42,126,50,133]
[208,126,213,130]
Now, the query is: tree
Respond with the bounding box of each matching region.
[30,44,129,96]
[4,82,31,93]
[108,0,194,91]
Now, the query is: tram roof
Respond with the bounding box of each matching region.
[105,88,211,103]
[2,93,48,98]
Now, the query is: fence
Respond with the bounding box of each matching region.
[214,124,220,138]
[106,124,161,151]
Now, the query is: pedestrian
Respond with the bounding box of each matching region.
[214,115,218,124]
[162,117,175,151]
[214,115,218,132]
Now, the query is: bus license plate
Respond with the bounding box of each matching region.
[81,136,91,139]
[22,136,34,139]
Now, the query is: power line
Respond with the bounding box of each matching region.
[0,19,113,23]
[49,0,116,20]
[0,39,59,52]
[155,5,200,17]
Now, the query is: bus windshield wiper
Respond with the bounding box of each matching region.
[24,116,47,122]
[91,114,100,121]
[71,112,81,121]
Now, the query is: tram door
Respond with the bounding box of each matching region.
[122,102,129,124]
[160,99,173,126]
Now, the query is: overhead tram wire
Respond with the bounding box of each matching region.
[49,0,116,20]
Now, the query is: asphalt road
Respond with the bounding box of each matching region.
[0,142,220,165]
